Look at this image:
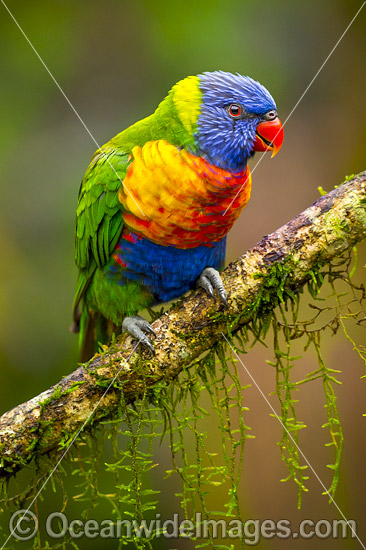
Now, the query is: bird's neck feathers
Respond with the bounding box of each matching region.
[111,76,202,154]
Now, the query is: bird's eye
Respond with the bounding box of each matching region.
[263,110,277,121]
[228,104,242,118]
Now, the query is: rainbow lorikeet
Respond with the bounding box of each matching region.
[72,71,284,360]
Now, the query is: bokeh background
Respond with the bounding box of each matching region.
[0,0,365,548]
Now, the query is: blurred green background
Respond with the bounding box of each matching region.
[0,0,365,548]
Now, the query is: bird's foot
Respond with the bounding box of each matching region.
[122,315,156,355]
[197,267,228,307]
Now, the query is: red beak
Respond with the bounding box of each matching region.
[253,117,284,158]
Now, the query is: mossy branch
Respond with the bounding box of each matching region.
[1,172,365,479]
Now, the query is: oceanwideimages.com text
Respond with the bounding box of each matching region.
[9,510,358,545]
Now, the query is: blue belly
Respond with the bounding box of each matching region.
[107,233,227,303]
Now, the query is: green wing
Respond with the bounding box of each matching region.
[73,147,130,322]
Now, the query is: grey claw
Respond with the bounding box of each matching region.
[145,325,157,337]
[207,287,215,299]
[122,315,156,354]
[141,337,156,355]
[197,267,228,307]
[200,277,215,298]
[218,291,228,307]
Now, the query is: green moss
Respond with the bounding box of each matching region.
[40,380,86,410]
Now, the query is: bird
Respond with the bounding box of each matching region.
[72,70,284,361]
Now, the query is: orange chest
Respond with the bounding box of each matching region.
[119,140,252,248]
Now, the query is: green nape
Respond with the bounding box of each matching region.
[108,75,201,153]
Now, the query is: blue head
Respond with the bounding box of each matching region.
[195,71,280,171]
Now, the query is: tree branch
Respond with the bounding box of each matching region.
[1,173,365,479]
